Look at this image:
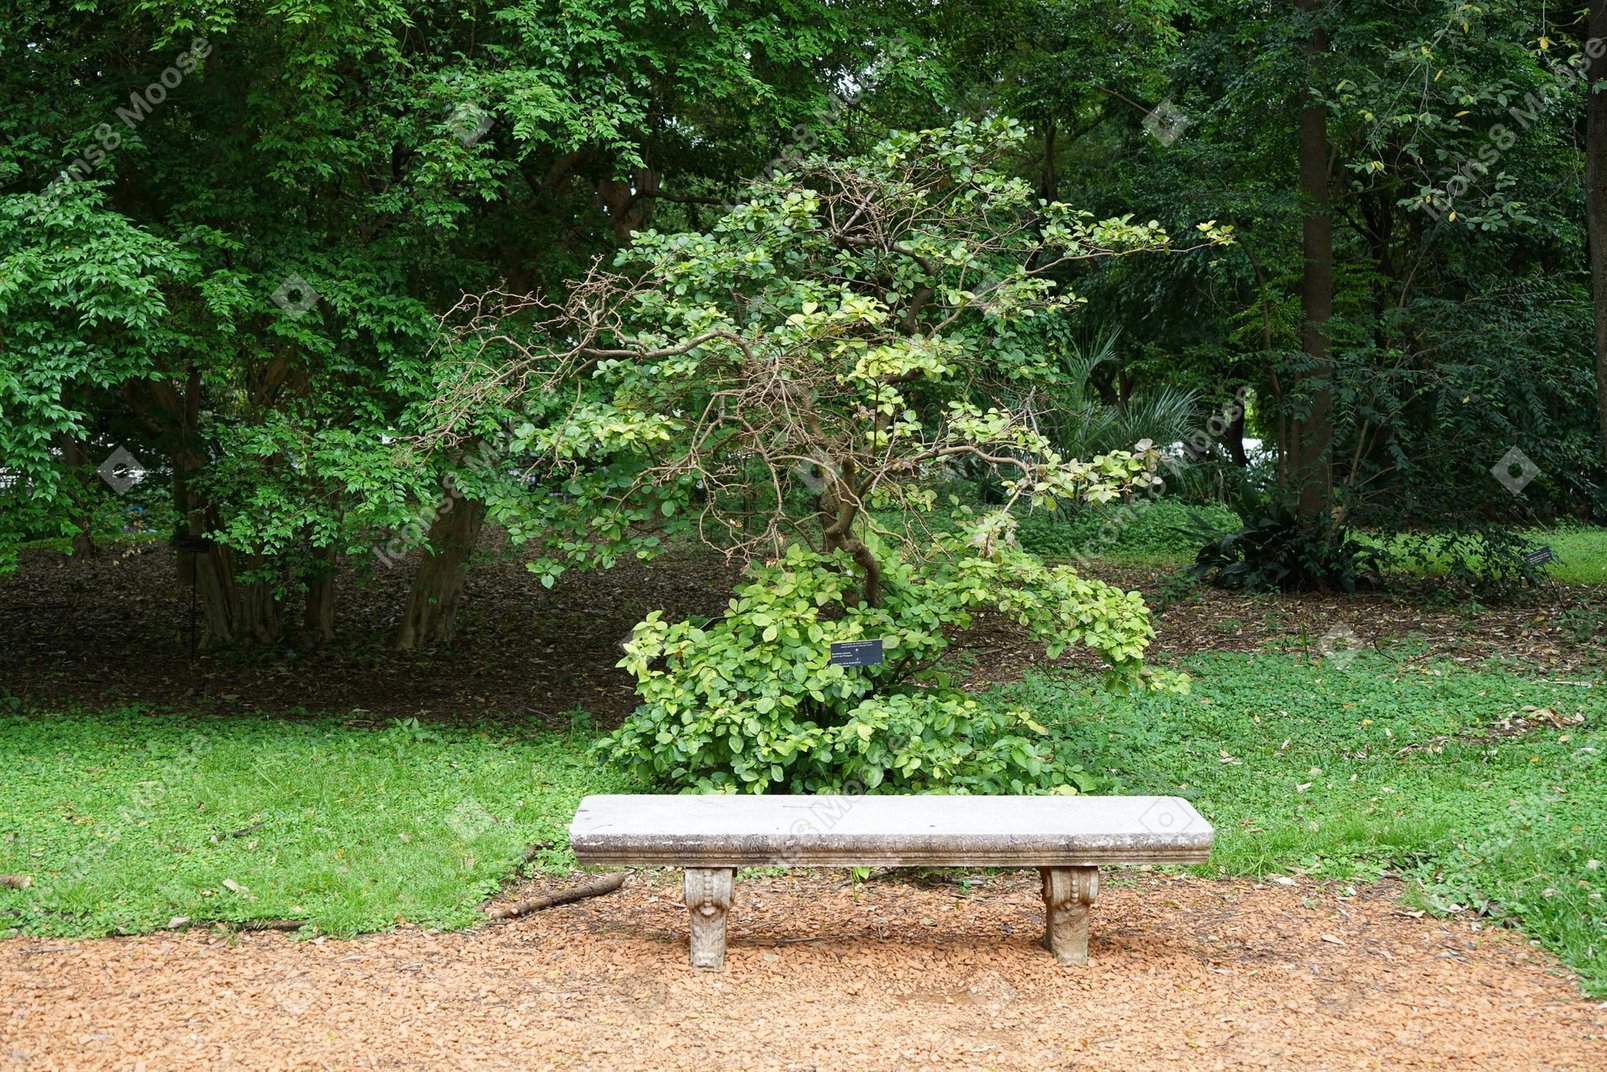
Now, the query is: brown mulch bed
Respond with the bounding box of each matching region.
[3,871,1603,1070]
[0,538,744,729]
[2,541,1599,731]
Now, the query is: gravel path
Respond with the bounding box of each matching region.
[3,872,1603,1070]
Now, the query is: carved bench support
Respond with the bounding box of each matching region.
[1040,866,1099,966]
[684,867,735,970]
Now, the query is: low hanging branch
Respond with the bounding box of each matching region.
[486,872,628,920]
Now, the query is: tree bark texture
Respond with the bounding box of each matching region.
[394,497,485,651]
[303,543,337,642]
[819,460,881,607]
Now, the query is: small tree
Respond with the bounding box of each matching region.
[433,120,1228,791]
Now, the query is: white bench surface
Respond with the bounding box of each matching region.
[569,794,1212,868]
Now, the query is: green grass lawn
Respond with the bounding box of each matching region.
[1015,495,1607,584]
[1351,522,1607,585]
[0,709,629,937]
[1476,523,1607,585]
[3,647,1604,997]
[999,647,1607,995]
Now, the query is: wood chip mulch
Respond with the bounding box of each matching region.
[4,871,1602,1070]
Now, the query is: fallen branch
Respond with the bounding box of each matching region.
[236,919,311,932]
[487,872,627,920]
[0,874,32,890]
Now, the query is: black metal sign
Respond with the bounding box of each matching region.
[1525,546,1553,568]
[829,639,883,668]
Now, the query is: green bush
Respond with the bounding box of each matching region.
[1017,497,1237,562]
[596,538,1186,794]
[1182,485,1384,593]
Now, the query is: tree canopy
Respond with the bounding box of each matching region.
[2,0,1601,669]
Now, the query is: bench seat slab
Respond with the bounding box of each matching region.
[570,794,1212,868]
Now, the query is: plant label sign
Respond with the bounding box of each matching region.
[829,639,883,668]
[1525,546,1553,568]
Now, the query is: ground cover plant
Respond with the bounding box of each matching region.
[997,648,1607,996]
[0,707,627,937]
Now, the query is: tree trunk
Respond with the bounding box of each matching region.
[1588,0,1607,457]
[1291,1,1333,521]
[173,455,243,646]
[238,557,286,646]
[1224,404,1249,467]
[303,543,337,643]
[124,367,290,648]
[818,461,882,608]
[394,498,485,651]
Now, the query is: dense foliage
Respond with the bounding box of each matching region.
[5,0,1603,640]
[600,538,1169,793]
[433,122,1216,789]
[1,0,890,645]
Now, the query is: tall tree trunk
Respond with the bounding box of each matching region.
[175,459,242,646]
[1291,1,1333,521]
[394,498,485,651]
[165,368,244,646]
[303,543,337,643]
[1588,0,1607,456]
[125,366,291,648]
[240,572,286,645]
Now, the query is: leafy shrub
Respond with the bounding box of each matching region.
[596,538,1186,794]
[1559,599,1607,644]
[1149,569,1203,612]
[1017,497,1238,562]
[1181,487,1384,593]
[1388,525,1552,594]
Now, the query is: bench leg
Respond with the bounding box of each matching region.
[684,867,735,970]
[1039,866,1099,966]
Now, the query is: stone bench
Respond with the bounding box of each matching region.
[568,793,1212,969]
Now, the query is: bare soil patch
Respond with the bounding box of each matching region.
[3,871,1602,1071]
[0,539,743,729]
[3,543,1598,731]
